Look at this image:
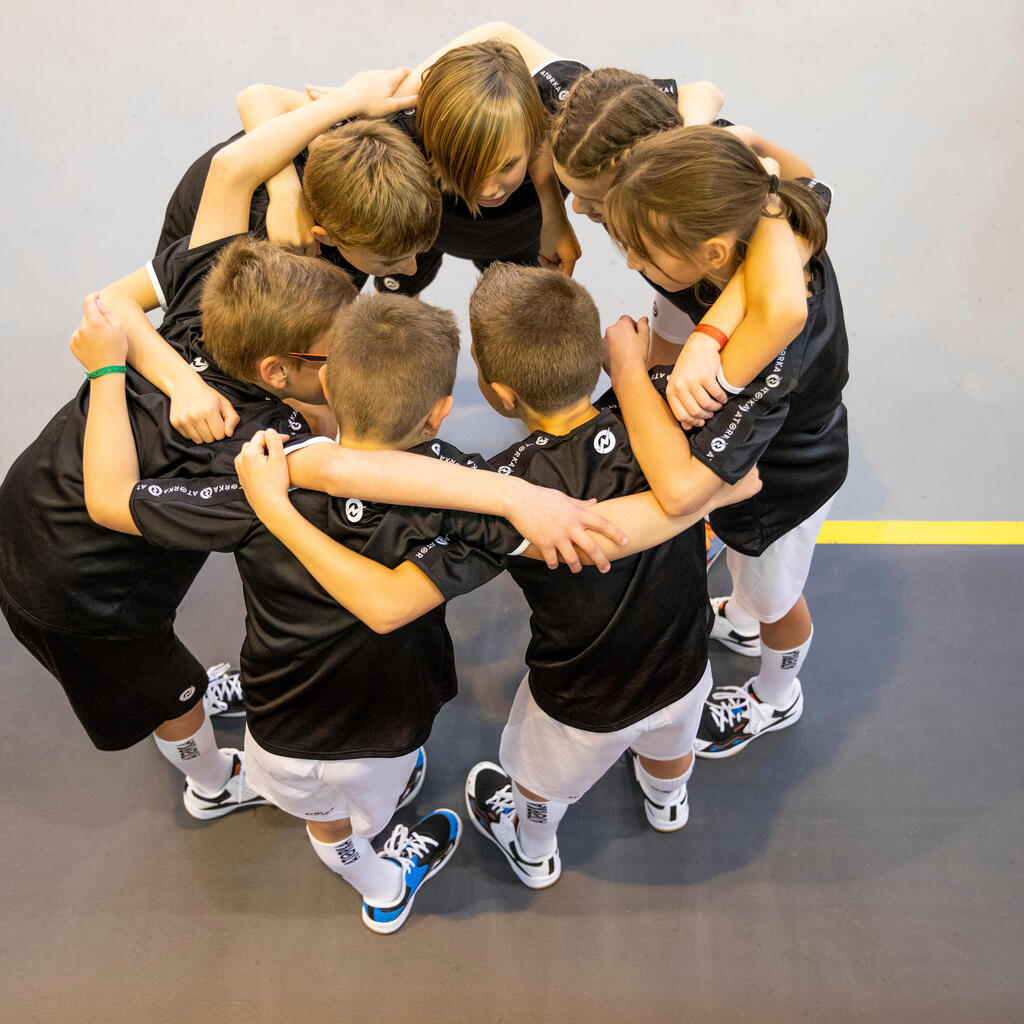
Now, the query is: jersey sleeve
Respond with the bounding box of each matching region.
[146,234,245,318]
[650,77,678,99]
[796,176,833,216]
[129,474,258,552]
[532,60,590,111]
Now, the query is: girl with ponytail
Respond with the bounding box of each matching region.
[601,124,850,761]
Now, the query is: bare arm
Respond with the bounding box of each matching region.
[677,80,724,125]
[725,125,815,179]
[69,296,143,536]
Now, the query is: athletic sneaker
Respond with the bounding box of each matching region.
[396,747,427,811]
[361,809,461,935]
[693,678,803,759]
[183,749,270,819]
[709,598,762,657]
[630,752,689,832]
[465,762,561,890]
[203,662,245,717]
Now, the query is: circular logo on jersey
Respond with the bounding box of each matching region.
[535,436,549,446]
[766,374,781,388]
[434,535,449,546]
[178,686,196,702]
[345,499,364,523]
[498,465,512,475]
[148,484,162,497]
[711,437,727,453]
[382,277,401,292]
[431,442,441,455]
[190,357,209,372]
[593,429,616,454]
[287,415,302,433]
[558,89,569,101]
[200,487,213,500]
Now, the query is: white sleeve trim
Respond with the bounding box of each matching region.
[283,434,338,455]
[716,367,745,395]
[650,293,692,345]
[145,260,168,312]
[508,538,530,557]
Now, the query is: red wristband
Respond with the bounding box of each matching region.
[691,323,729,350]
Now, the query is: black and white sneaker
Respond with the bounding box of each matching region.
[694,678,803,759]
[396,747,426,811]
[182,749,270,819]
[630,752,689,832]
[709,598,761,657]
[465,762,561,889]
[361,809,461,935]
[203,663,245,717]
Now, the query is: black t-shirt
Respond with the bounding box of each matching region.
[646,182,848,556]
[392,61,679,260]
[0,235,314,638]
[130,438,522,759]
[491,393,711,733]
[156,133,368,287]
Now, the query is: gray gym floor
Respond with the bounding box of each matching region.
[2,543,1020,1023]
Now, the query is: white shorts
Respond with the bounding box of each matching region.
[243,728,417,839]
[726,496,834,624]
[498,665,713,803]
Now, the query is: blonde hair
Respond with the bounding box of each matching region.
[303,120,441,259]
[323,294,460,445]
[417,40,549,215]
[606,125,828,269]
[200,237,357,381]
[469,263,601,414]
[551,67,681,181]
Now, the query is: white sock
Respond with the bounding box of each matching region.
[722,595,760,635]
[153,716,232,794]
[753,629,812,707]
[307,828,403,906]
[635,756,694,799]
[512,782,569,859]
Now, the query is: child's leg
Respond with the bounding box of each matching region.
[509,780,569,859]
[153,701,234,793]
[306,818,403,907]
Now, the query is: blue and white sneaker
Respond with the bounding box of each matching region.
[361,809,461,935]
[202,662,245,718]
[465,762,561,890]
[395,747,426,811]
[694,678,803,759]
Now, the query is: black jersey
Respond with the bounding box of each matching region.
[491,397,711,734]
[0,235,313,639]
[646,182,847,556]
[156,132,368,287]
[129,438,522,759]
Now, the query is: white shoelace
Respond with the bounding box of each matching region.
[204,669,243,713]
[486,784,516,816]
[706,685,757,732]
[381,824,438,870]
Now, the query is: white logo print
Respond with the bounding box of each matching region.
[558,89,568,101]
[190,357,209,372]
[345,499,364,523]
[431,442,441,455]
[288,415,302,433]
[765,374,781,388]
[711,438,727,452]
[200,487,213,500]
[535,436,548,446]
[148,484,162,497]
[382,277,401,292]
[498,465,512,475]
[434,535,449,546]
[593,429,616,454]
[178,686,196,702]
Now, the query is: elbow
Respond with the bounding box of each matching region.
[236,83,269,113]
[654,484,708,519]
[752,295,808,345]
[206,146,247,191]
[697,80,725,106]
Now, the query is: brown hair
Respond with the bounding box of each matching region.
[200,237,357,381]
[605,125,828,272]
[323,294,460,445]
[417,40,549,215]
[551,68,681,181]
[469,263,601,414]
[303,120,441,259]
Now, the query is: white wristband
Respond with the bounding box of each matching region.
[716,367,744,395]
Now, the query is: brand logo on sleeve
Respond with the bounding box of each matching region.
[535,436,549,446]
[593,429,616,454]
[382,277,401,291]
[148,484,163,496]
[287,414,303,433]
[711,437,727,453]
[200,487,213,500]
[190,357,209,372]
[498,465,512,475]
[431,442,441,455]
[766,374,781,388]
[345,499,364,523]
[178,686,196,703]
[434,535,449,546]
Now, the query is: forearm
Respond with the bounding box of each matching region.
[741,128,814,180]
[236,84,310,198]
[82,375,142,535]
[529,141,568,216]
[677,80,724,125]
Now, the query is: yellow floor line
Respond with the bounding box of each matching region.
[817,522,1024,544]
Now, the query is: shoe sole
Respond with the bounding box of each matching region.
[362,812,461,935]
[395,748,427,812]
[464,764,561,890]
[182,792,271,819]
[694,698,804,760]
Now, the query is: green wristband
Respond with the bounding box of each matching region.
[85,365,127,380]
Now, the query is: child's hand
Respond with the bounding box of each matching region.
[169,376,240,444]
[602,315,650,375]
[665,333,727,428]
[70,294,128,373]
[508,486,628,574]
[266,189,319,256]
[334,68,418,118]
[538,212,581,276]
[235,429,293,520]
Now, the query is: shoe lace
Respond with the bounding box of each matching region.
[486,784,515,816]
[706,685,753,731]
[205,670,243,712]
[381,823,438,870]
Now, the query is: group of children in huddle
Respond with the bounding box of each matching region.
[0,22,849,934]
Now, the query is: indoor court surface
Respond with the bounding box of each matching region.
[2,0,1021,1022]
